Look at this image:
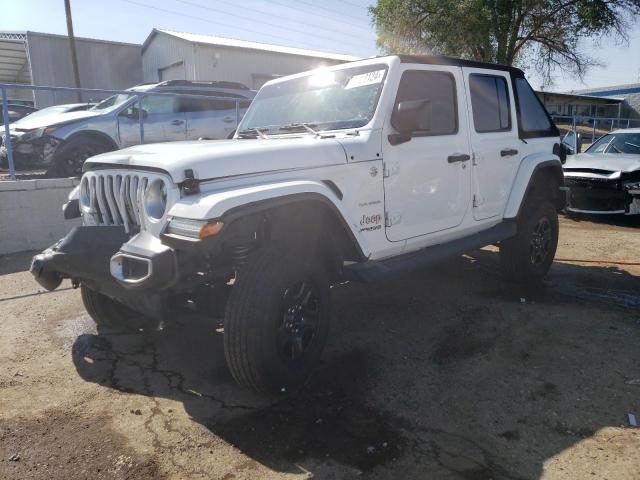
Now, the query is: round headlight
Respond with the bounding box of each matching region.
[144,179,167,220]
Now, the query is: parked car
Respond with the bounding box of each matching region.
[563,129,640,215]
[0,103,37,125]
[31,55,565,392]
[0,80,255,176]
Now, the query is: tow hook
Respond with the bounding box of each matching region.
[30,252,63,291]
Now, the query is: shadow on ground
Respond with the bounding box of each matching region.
[71,250,640,478]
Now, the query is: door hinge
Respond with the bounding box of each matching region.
[383,162,399,178]
[473,194,485,208]
[385,211,402,227]
[472,152,478,166]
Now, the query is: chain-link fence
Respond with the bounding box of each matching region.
[551,115,640,152]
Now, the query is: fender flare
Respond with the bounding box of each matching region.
[57,130,119,152]
[167,179,370,260]
[503,153,563,219]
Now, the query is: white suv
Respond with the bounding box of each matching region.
[31,55,566,392]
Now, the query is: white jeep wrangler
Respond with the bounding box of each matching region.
[31,55,566,392]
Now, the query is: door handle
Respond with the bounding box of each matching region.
[500,148,518,157]
[447,153,471,163]
[171,119,185,125]
[223,116,235,123]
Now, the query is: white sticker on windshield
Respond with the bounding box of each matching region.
[345,70,385,89]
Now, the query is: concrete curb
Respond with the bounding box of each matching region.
[0,177,81,255]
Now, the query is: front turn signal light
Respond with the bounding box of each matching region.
[199,221,224,239]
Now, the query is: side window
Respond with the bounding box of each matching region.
[392,70,457,136]
[514,77,553,134]
[141,95,177,114]
[179,97,237,113]
[469,74,511,133]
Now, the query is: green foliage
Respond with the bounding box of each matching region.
[369,0,640,84]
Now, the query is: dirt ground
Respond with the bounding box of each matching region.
[1,215,640,480]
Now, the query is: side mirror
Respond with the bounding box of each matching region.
[575,133,583,153]
[561,131,576,155]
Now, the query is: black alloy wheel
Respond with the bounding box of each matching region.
[277,281,321,363]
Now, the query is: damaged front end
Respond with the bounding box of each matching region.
[564,169,640,215]
[0,130,61,169]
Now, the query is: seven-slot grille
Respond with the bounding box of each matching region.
[81,172,150,232]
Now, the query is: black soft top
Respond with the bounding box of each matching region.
[395,55,525,77]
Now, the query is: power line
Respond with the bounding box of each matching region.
[339,0,371,10]
[119,0,363,54]
[264,0,367,24]
[174,0,374,47]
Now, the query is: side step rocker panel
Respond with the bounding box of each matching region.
[345,221,517,283]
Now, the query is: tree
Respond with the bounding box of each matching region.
[369,0,640,85]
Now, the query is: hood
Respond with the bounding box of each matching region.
[12,109,101,131]
[563,153,640,174]
[85,137,348,182]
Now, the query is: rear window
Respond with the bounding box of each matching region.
[514,77,554,135]
[469,74,511,133]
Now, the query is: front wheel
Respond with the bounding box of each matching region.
[500,200,559,284]
[223,243,331,393]
[46,137,112,178]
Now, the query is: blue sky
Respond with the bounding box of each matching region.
[3,0,639,92]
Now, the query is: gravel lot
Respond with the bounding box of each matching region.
[1,215,640,480]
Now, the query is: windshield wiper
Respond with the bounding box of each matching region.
[624,142,640,150]
[278,123,320,136]
[237,127,269,139]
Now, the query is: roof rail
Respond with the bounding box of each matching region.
[157,80,250,90]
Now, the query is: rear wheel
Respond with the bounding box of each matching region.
[223,242,331,392]
[81,285,153,331]
[500,199,558,284]
[46,137,113,177]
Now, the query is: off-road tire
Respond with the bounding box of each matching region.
[46,137,113,178]
[224,242,331,393]
[500,199,558,284]
[81,285,152,331]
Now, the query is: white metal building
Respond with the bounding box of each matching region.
[142,29,359,90]
[0,31,142,107]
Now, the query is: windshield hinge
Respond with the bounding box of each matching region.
[182,169,200,195]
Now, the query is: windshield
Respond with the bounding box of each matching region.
[586,132,640,154]
[238,64,388,133]
[90,93,135,113]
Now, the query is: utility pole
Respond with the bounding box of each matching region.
[64,0,82,101]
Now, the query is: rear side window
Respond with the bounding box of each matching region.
[179,97,238,112]
[469,74,511,133]
[514,77,553,135]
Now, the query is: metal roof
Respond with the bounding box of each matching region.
[0,32,30,84]
[537,90,624,103]
[567,83,640,98]
[144,29,359,62]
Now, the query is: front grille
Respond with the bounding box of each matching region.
[565,177,629,212]
[81,172,149,232]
